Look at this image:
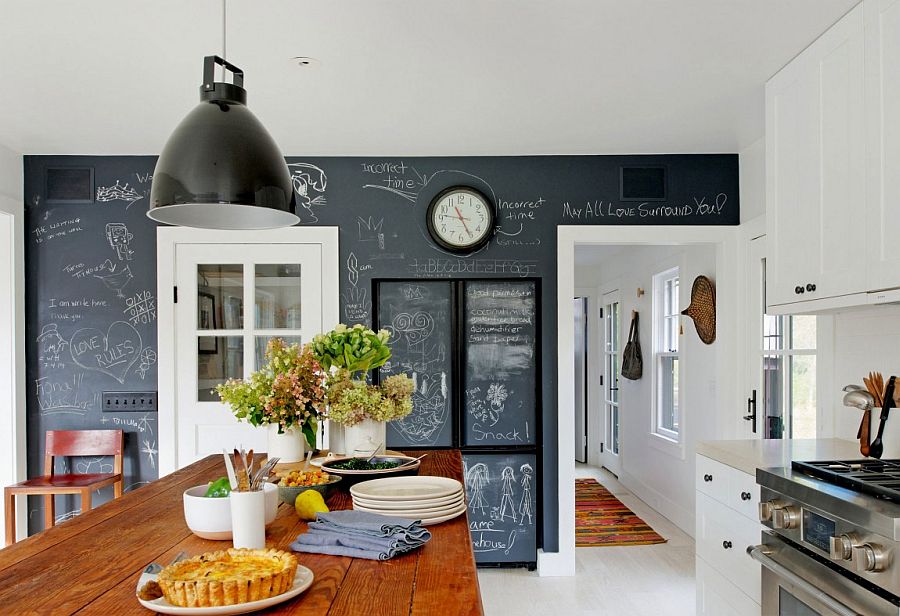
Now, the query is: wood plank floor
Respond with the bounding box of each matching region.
[478,464,695,616]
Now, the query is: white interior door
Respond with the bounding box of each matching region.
[574,297,587,464]
[600,290,621,476]
[157,228,339,473]
[744,237,766,439]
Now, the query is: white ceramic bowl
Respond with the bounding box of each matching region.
[183,482,278,540]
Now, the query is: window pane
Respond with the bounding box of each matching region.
[611,303,619,350]
[659,356,678,432]
[791,315,816,350]
[255,335,303,370]
[763,314,785,351]
[791,355,816,438]
[255,264,302,329]
[198,264,243,330]
[612,406,619,454]
[198,336,243,401]
[763,354,785,438]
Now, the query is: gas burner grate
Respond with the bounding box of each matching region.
[793,459,900,501]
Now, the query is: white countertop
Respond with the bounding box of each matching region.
[695,438,862,476]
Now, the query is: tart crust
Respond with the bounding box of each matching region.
[155,548,298,607]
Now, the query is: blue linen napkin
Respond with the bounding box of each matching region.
[290,510,432,561]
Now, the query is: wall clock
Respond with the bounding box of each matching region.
[426,186,496,253]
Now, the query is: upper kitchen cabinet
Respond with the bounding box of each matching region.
[766,2,867,312]
[866,0,900,292]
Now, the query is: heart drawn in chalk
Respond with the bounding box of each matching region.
[69,321,143,384]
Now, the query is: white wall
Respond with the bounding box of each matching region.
[575,243,719,536]
[829,305,900,453]
[0,142,25,544]
[739,137,765,223]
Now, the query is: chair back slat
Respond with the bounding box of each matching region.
[45,430,124,458]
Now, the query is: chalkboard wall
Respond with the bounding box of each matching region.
[24,154,738,548]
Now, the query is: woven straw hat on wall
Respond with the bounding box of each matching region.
[681,275,716,345]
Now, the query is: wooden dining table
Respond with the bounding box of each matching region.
[0,449,483,615]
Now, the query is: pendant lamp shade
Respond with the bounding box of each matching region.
[147,56,298,229]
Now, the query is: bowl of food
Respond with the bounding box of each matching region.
[276,470,342,506]
[321,455,421,486]
[182,479,278,540]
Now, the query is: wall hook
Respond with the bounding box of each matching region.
[637,287,645,298]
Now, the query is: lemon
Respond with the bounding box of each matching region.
[294,489,329,520]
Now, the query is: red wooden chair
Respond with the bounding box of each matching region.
[4,429,124,545]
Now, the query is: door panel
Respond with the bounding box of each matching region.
[175,243,323,467]
[600,291,621,476]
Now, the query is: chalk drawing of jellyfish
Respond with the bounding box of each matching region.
[465,462,490,515]
[518,463,534,526]
[499,466,517,523]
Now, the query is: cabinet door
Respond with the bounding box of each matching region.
[766,4,867,308]
[866,0,900,290]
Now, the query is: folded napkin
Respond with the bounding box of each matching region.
[290,510,432,561]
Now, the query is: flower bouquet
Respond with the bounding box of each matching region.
[216,338,326,449]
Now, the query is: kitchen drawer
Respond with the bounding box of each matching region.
[725,467,760,523]
[696,454,728,501]
[696,492,762,604]
[696,557,760,616]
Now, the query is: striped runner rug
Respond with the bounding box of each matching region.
[576,478,667,547]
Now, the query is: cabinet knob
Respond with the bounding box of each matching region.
[806,283,816,292]
[740,491,752,501]
[722,540,733,549]
[795,286,804,294]
[703,474,713,482]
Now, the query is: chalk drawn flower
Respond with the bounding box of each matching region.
[486,383,508,409]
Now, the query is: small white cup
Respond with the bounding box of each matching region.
[229,490,266,549]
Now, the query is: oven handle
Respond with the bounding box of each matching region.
[747,545,863,616]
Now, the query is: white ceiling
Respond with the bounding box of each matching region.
[0,0,858,156]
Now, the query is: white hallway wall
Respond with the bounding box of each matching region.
[0,142,25,544]
[576,244,719,536]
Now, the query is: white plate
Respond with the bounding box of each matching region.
[353,494,463,515]
[357,502,467,526]
[350,476,463,501]
[353,499,466,519]
[135,565,314,615]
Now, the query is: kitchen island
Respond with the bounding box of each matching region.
[0,449,482,615]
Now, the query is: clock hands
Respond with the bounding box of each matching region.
[454,206,473,237]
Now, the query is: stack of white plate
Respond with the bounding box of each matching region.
[350,476,467,526]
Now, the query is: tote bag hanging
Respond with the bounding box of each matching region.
[621,311,643,381]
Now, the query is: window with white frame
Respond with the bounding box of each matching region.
[653,267,680,440]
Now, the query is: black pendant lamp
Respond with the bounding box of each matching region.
[147,56,298,229]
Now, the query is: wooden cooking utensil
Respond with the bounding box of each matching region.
[859,410,871,456]
[869,375,895,459]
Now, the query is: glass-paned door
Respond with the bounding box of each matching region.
[175,244,323,466]
[601,290,621,475]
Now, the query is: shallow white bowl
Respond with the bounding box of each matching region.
[183,482,278,540]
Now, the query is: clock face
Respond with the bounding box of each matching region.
[427,187,495,252]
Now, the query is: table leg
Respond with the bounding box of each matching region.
[44,494,55,530]
[4,489,15,546]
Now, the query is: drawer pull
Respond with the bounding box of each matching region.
[723,540,733,549]
[740,491,752,501]
[703,474,713,482]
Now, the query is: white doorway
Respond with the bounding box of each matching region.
[157,227,339,475]
[573,297,588,464]
[600,289,622,476]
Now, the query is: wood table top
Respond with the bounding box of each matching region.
[0,449,483,615]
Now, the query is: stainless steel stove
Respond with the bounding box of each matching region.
[755,460,900,616]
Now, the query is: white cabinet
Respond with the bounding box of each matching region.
[766,2,867,310]
[866,0,900,291]
[695,455,761,615]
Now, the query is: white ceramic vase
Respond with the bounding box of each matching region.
[342,418,387,456]
[266,423,306,463]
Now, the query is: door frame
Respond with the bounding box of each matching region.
[0,203,26,544]
[156,227,340,476]
[599,287,622,475]
[548,224,738,577]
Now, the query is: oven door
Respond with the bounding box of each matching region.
[750,531,899,616]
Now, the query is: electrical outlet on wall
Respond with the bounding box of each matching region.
[102,391,157,412]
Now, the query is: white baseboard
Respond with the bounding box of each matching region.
[618,470,694,539]
[537,548,576,576]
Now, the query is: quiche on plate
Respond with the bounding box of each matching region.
[156,548,298,608]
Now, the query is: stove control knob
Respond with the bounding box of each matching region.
[759,500,779,522]
[853,543,889,573]
[772,506,800,530]
[829,533,860,561]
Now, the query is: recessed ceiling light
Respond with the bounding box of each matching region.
[291,56,320,68]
